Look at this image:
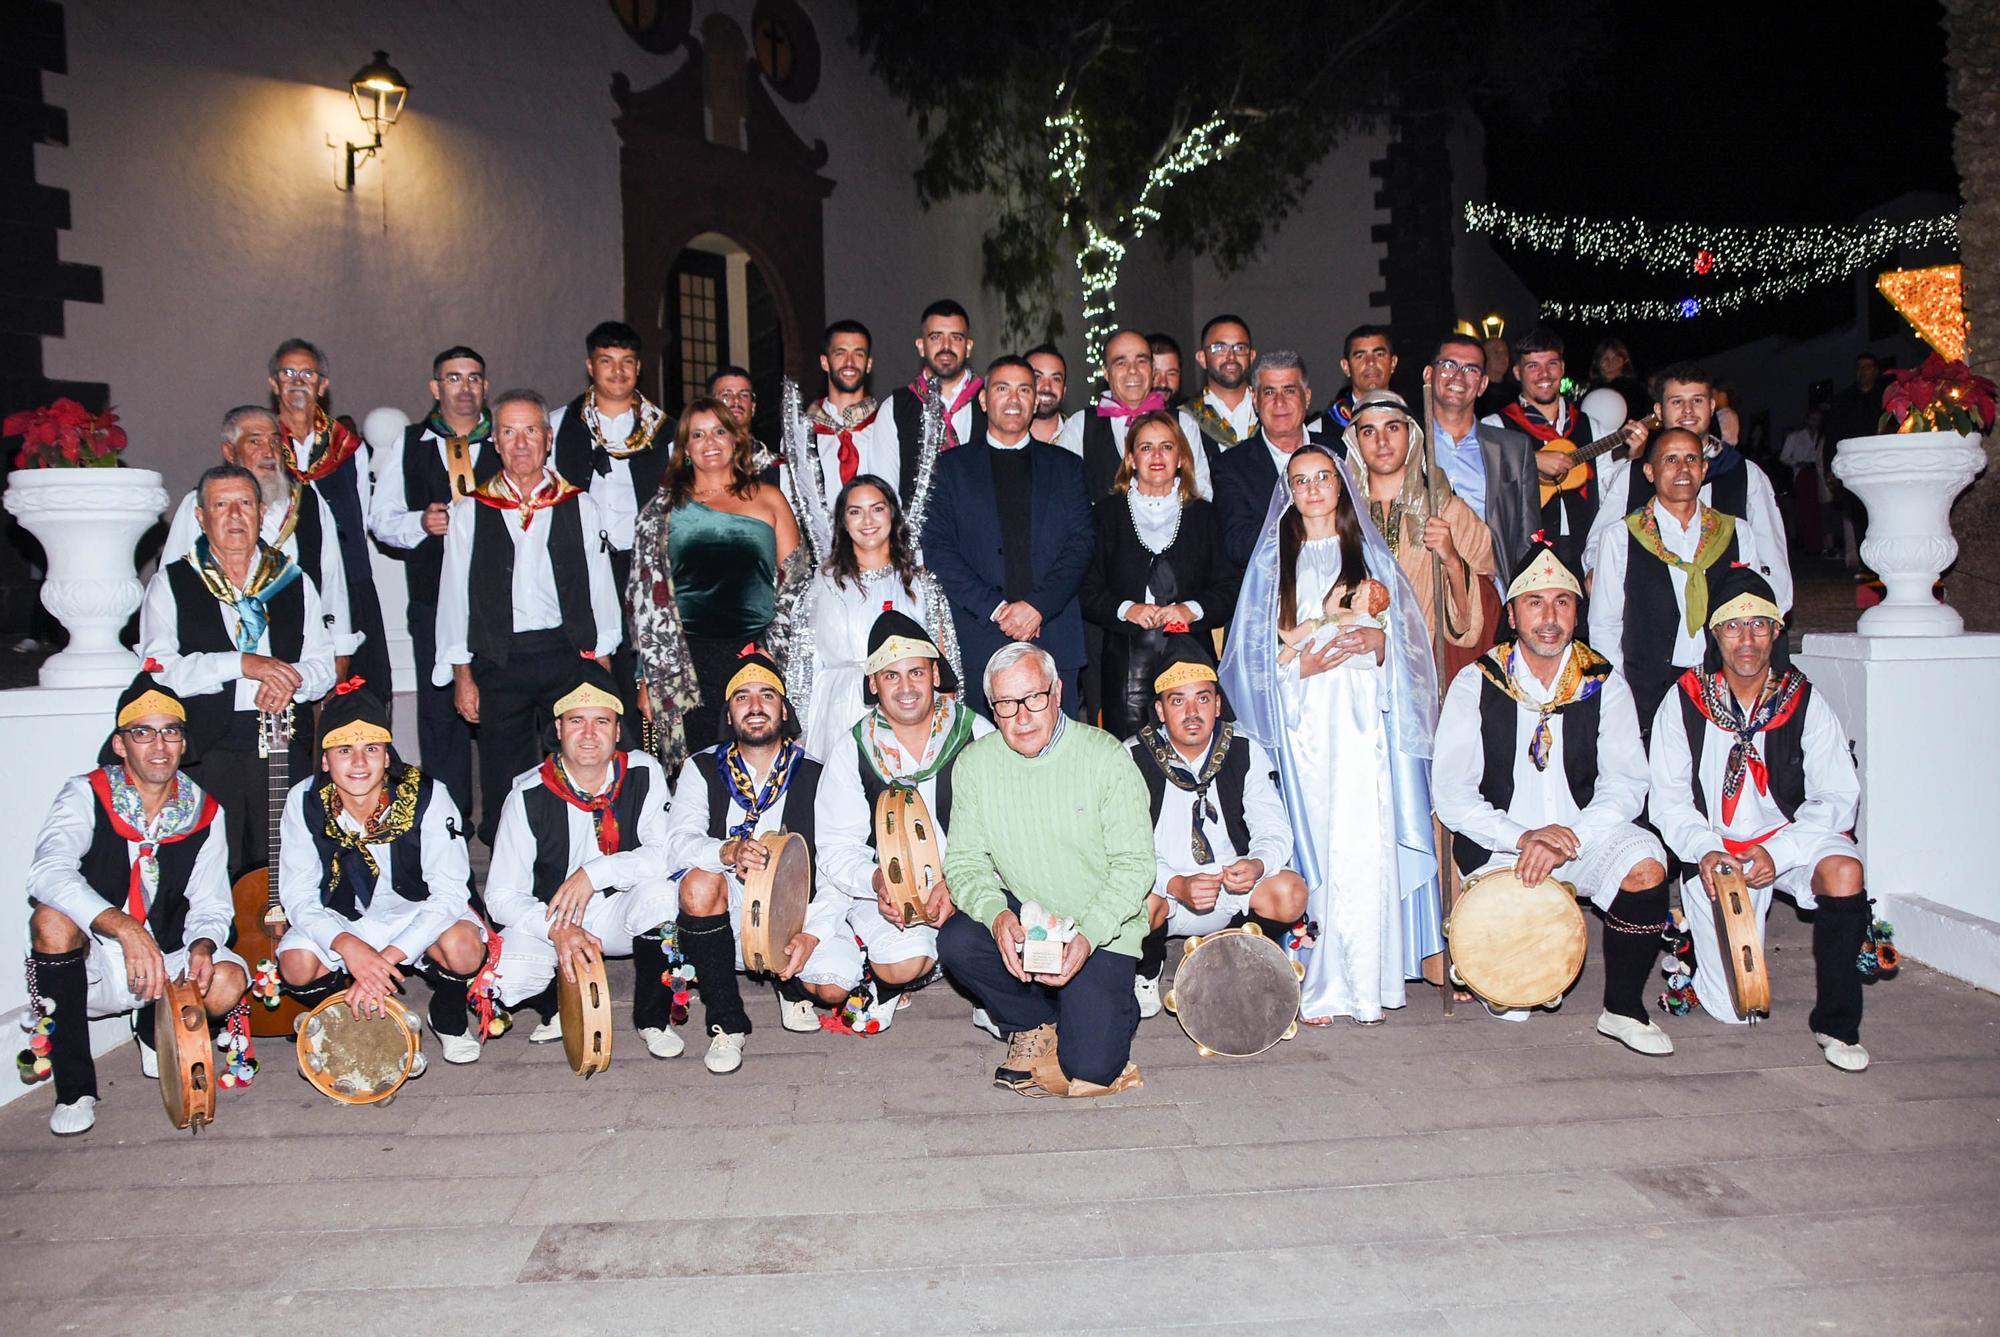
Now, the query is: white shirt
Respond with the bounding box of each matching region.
[548,401,645,552]
[162,489,359,656]
[1648,679,1860,870]
[430,471,622,685]
[368,426,491,551]
[1201,388,1259,444]
[278,774,470,961]
[858,379,979,501]
[661,748,804,877]
[1433,646,1650,859]
[1057,397,1213,499]
[29,773,233,947]
[138,559,337,711]
[482,751,675,936]
[1583,446,1792,610]
[1128,732,1292,895]
[1590,501,1765,678]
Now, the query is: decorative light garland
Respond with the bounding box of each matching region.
[1877,264,1967,361]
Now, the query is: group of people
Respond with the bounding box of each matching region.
[23,308,1881,1135]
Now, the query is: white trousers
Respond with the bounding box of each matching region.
[1466,821,1665,912]
[494,879,679,1006]
[798,899,939,991]
[1682,832,1854,1025]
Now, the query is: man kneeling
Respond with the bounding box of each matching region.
[1649,567,1872,1071]
[486,660,683,1057]
[26,667,247,1134]
[1126,637,1305,1017]
[937,643,1155,1096]
[276,680,483,1065]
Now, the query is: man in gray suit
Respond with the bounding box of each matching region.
[1423,332,1538,582]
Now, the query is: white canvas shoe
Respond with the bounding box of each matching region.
[779,998,820,1033]
[50,1096,97,1136]
[1596,1009,1674,1056]
[971,1007,1003,1040]
[639,1026,685,1059]
[1134,974,1163,1020]
[438,1031,482,1065]
[138,1040,158,1079]
[1815,1032,1871,1072]
[527,1016,563,1044]
[704,1027,746,1075]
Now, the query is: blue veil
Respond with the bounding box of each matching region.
[1219,449,1444,975]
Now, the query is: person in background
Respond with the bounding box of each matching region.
[1148,332,1186,409]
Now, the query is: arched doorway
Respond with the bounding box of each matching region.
[660,232,785,445]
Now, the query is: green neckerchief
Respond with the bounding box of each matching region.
[1625,504,1736,635]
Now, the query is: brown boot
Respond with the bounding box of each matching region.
[1034,1059,1144,1099]
[993,1023,1058,1094]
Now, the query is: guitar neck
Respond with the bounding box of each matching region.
[264,714,289,917]
[1568,414,1661,469]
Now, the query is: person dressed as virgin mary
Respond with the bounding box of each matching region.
[1220,440,1443,1023]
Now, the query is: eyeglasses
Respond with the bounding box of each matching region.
[1205,342,1251,356]
[1288,469,1336,491]
[989,690,1052,718]
[274,367,321,382]
[120,723,187,743]
[1714,617,1780,638]
[439,372,486,387]
[1430,358,1485,380]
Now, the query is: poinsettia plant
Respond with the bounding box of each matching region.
[1879,353,1997,435]
[2,397,129,468]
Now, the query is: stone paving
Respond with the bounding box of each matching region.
[1,905,1995,1335]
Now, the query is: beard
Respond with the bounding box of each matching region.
[254,468,290,509]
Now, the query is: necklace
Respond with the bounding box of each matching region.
[1127,489,1183,554]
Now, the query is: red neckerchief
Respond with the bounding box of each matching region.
[1676,667,1809,826]
[86,769,220,920]
[539,752,628,855]
[1503,397,1587,500]
[1095,391,1167,421]
[282,408,362,484]
[809,398,883,485]
[909,374,983,450]
[472,470,579,531]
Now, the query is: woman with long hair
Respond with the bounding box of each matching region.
[629,398,802,769]
[1081,412,1236,738]
[769,473,961,758]
[1220,441,1444,1024]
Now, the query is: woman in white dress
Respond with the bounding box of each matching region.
[773,474,962,758]
[1220,442,1443,1024]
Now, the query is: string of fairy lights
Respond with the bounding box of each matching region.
[1464,202,1961,322]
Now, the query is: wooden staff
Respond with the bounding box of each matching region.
[1421,381,1458,1019]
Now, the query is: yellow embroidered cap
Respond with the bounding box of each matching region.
[115,659,187,728]
[864,633,940,677]
[1153,659,1219,695]
[321,719,394,749]
[1505,545,1583,602]
[553,656,626,718]
[725,645,787,700]
[1708,591,1782,628]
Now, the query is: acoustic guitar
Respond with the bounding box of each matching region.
[1537,413,1660,506]
[231,707,306,1038]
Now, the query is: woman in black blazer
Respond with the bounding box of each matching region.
[1081,411,1239,738]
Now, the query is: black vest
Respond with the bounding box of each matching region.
[890,386,986,507]
[400,424,501,603]
[519,759,655,907]
[164,559,306,754]
[1129,736,1255,860]
[79,776,216,953]
[854,744,965,853]
[690,748,822,866]
[1620,516,1740,728]
[1676,678,1810,825]
[466,494,598,666]
[552,394,674,547]
[1080,411,1125,500]
[288,488,326,598]
[301,767,437,920]
[1453,670,1603,875]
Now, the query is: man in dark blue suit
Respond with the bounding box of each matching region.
[1211,349,1334,575]
[922,355,1094,717]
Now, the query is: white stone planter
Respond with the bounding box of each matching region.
[4,466,168,686]
[1833,430,1987,637]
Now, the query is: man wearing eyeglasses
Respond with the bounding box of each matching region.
[1648,566,1871,1072]
[1188,314,1259,453]
[1423,333,1541,597]
[265,339,391,696]
[861,299,987,514]
[370,346,501,826]
[25,667,245,1135]
[936,642,1155,1097]
[705,366,783,479]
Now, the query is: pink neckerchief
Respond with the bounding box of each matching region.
[909,374,983,450]
[1095,391,1167,421]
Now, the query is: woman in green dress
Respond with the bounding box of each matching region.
[630,399,802,769]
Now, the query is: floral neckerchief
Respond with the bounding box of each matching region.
[1678,666,1809,826]
[92,766,209,917]
[281,407,361,483]
[317,765,424,904]
[855,698,974,788]
[190,536,300,652]
[584,389,666,463]
[1475,640,1612,772]
[472,469,580,531]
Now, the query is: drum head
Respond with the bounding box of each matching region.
[1168,930,1301,1058]
[155,978,213,1130]
[297,995,418,1105]
[559,956,613,1075]
[1448,871,1588,1009]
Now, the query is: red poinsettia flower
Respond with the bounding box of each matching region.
[1881,357,1997,435]
[3,397,129,468]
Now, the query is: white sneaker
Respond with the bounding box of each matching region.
[971,1007,1003,1040]
[704,1027,746,1074]
[527,1016,563,1044]
[639,1026,685,1059]
[438,1031,482,1065]
[50,1095,97,1136]
[780,998,820,1033]
[1815,1032,1871,1072]
[1134,974,1162,1020]
[138,1040,158,1080]
[1596,1009,1674,1056]
[1481,1001,1533,1023]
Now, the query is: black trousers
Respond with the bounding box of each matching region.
[608,548,642,751]
[470,629,575,843]
[409,598,474,827]
[685,630,771,757]
[189,711,313,882]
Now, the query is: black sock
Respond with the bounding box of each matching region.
[283,971,348,1009]
[516,981,558,1024]
[425,963,471,1037]
[133,1002,158,1052]
[631,936,670,1031]
[1138,923,1168,984]
[32,949,95,1105]
[776,975,815,1005]
[1602,883,1670,1023]
[873,972,915,1004]
[1808,896,1869,1045]
[1242,912,1297,947]
[678,910,750,1036]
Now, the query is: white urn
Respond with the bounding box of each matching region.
[1832,430,1987,637]
[4,467,169,686]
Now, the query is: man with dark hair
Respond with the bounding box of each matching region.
[1190,314,1258,452]
[784,319,887,563]
[1148,332,1185,408]
[1026,343,1068,444]
[1059,327,1210,499]
[1212,349,1322,573]
[266,338,390,692]
[434,389,621,844]
[707,365,782,477]
[370,345,498,822]
[924,354,1093,715]
[862,298,985,514]
[1323,323,1397,432]
[1423,332,1540,584]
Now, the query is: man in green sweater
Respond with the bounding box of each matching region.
[939,642,1155,1096]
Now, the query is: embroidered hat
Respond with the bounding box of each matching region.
[1152,635,1221,696]
[861,609,958,704]
[723,643,788,701]
[318,676,395,751]
[115,658,187,730]
[1701,564,1790,673]
[553,655,625,718]
[1504,533,1583,602]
